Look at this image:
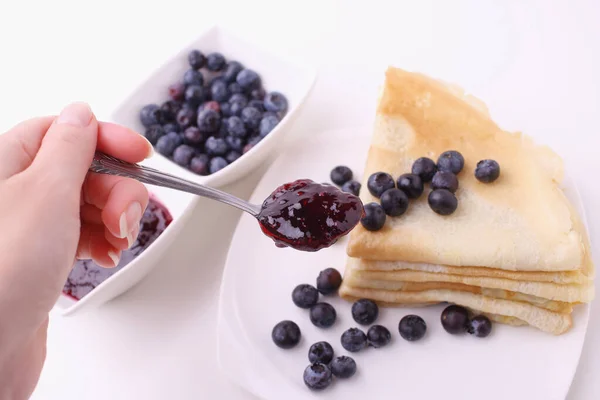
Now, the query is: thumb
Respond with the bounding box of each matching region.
[30,102,98,187]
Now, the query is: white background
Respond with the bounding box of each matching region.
[0,0,598,398]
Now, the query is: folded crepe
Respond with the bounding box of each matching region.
[346,67,589,273]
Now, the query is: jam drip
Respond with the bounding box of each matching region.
[257,179,364,251]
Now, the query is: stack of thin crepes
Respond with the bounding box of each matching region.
[339,67,595,335]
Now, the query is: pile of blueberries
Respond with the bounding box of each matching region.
[271,268,493,392]
[330,150,501,231]
[139,50,289,175]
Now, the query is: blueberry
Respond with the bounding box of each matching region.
[225,150,241,163]
[398,315,427,341]
[223,61,243,83]
[197,109,221,133]
[209,156,229,174]
[330,356,357,379]
[248,99,266,112]
[330,166,353,186]
[144,125,164,145]
[431,171,459,193]
[380,188,409,217]
[441,305,470,334]
[264,91,288,114]
[241,106,262,131]
[176,107,196,129]
[217,119,229,137]
[228,82,243,94]
[437,150,465,174]
[236,68,261,90]
[475,159,500,183]
[183,69,204,86]
[367,325,392,348]
[230,101,246,117]
[308,341,334,364]
[271,320,301,349]
[411,157,437,182]
[183,126,205,145]
[160,100,182,122]
[162,123,180,133]
[243,135,262,153]
[341,180,361,196]
[229,93,249,105]
[210,80,230,103]
[188,49,205,69]
[206,52,226,71]
[468,315,493,338]
[155,132,181,157]
[351,298,379,325]
[428,189,458,215]
[367,172,395,198]
[189,154,210,175]
[360,202,386,231]
[316,268,343,295]
[292,284,319,309]
[309,303,337,328]
[140,104,162,127]
[168,82,186,101]
[340,328,368,352]
[225,116,247,138]
[220,102,232,117]
[172,144,195,166]
[303,363,332,391]
[225,135,244,152]
[259,114,280,137]
[251,88,266,100]
[201,100,221,115]
[204,136,229,156]
[184,85,206,107]
[396,173,423,199]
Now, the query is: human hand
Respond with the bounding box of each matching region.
[0,103,153,399]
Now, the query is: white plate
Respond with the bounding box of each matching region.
[217,127,591,400]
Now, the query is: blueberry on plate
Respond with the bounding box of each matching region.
[236,69,261,90]
[155,132,182,157]
[225,150,241,164]
[341,180,361,196]
[243,136,262,153]
[209,156,229,174]
[160,100,182,122]
[360,202,386,231]
[220,102,232,117]
[189,154,210,175]
[209,80,229,103]
[340,328,368,352]
[226,116,247,138]
[468,315,493,338]
[206,52,226,72]
[352,298,379,325]
[411,157,437,182]
[200,100,221,114]
[228,82,243,95]
[441,305,470,334]
[183,126,205,145]
[428,189,458,215]
[176,107,197,129]
[431,171,459,193]
[437,150,464,174]
[229,101,246,117]
[396,173,424,199]
[367,172,395,198]
[223,61,244,83]
[308,341,334,364]
[475,159,500,183]
[162,123,180,134]
[259,114,279,137]
[197,109,221,133]
[330,356,357,379]
[139,104,162,127]
[367,325,392,348]
[271,320,301,349]
[184,85,206,107]
[292,283,319,308]
[168,82,186,101]
[316,268,343,295]
[330,166,353,186]
[229,93,249,105]
[303,363,332,391]
[398,315,427,341]
[251,88,266,100]
[241,106,262,131]
[172,144,195,167]
[205,136,229,156]
[225,136,244,153]
[380,188,409,217]
[248,99,266,112]
[144,125,164,145]
[309,302,337,328]
[264,91,288,114]
[188,49,205,69]
[183,68,204,86]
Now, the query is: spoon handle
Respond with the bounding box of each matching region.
[89,152,261,216]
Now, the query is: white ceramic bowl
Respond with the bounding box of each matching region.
[54,24,316,316]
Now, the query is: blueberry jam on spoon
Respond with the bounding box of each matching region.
[257,179,364,251]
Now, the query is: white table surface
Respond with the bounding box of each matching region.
[1,1,598,398]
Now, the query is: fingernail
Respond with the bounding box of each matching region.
[56,102,93,127]
[107,250,120,267]
[126,224,140,248]
[119,202,142,239]
[142,137,154,159]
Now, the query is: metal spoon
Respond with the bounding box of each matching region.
[89,152,262,216]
